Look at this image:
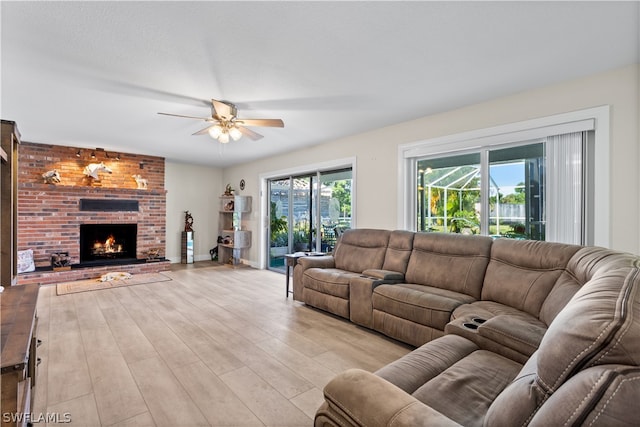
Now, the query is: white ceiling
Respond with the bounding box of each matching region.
[1,1,638,167]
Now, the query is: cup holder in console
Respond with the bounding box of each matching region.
[463,323,479,330]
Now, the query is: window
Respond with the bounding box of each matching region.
[399,107,609,246]
[417,142,547,240]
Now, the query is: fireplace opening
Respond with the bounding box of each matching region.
[80,224,137,265]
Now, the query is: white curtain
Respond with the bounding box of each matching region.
[546,132,584,244]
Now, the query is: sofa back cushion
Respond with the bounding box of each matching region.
[381,230,415,273]
[404,233,492,299]
[538,267,640,385]
[485,267,640,426]
[333,228,390,273]
[539,246,640,326]
[481,239,581,319]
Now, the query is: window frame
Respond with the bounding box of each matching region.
[397,106,610,246]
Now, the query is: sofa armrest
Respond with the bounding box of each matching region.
[362,268,405,281]
[292,255,336,301]
[298,255,336,269]
[479,315,546,357]
[349,276,381,328]
[317,369,461,427]
[350,271,404,328]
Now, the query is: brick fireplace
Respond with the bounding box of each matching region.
[17,142,169,285]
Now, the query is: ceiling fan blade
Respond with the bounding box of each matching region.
[237,126,264,141]
[93,78,211,108]
[158,112,210,120]
[237,118,284,128]
[192,124,217,136]
[212,99,234,121]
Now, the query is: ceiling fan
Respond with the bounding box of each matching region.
[158,99,284,143]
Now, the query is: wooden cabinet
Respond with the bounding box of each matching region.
[218,196,251,266]
[1,284,39,427]
[1,120,20,287]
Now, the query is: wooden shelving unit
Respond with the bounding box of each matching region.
[218,195,251,266]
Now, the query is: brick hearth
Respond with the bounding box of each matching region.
[17,142,169,285]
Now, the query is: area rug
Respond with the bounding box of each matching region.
[56,272,172,295]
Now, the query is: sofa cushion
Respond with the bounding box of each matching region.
[303,268,360,299]
[333,228,390,273]
[539,246,640,326]
[375,334,479,393]
[373,284,476,331]
[481,239,581,319]
[376,335,520,427]
[373,311,445,347]
[405,233,492,299]
[537,267,640,383]
[413,349,522,427]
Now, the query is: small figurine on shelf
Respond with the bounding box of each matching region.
[42,169,61,184]
[223,183,235,196]
[51,252,70,270]
[83,162,112,180]
[132,174,148,189]
[184,210,194,232]
[144,248,162,260]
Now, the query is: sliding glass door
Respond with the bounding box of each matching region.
[268,168,352,271]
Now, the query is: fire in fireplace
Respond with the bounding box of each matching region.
[80,224,137,265]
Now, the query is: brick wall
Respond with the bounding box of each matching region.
[17,142,169,285]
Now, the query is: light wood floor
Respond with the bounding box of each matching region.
[33,263,412,426]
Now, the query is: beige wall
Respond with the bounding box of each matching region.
[221,64,639,266]
[165,161,223,263]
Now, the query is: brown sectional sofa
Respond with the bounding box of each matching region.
[291,228,640,426]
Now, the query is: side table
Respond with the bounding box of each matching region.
[284,252,324,298]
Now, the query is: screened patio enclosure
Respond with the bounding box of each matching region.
[416,143,544,240]
[417,164,483,234]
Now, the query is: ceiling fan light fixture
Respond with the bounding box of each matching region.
[218,132,230,144]
[229,126,242,141]
[208,124,223,139]
[159,98,282,144]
